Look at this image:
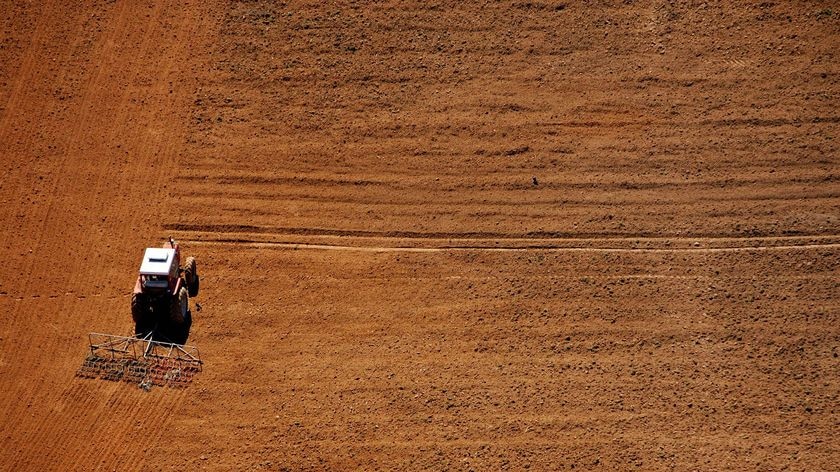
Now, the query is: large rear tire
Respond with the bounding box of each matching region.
[156,286,191,344]
[172,287,192,344]
[131,293,153,337]
[169,286,188,325]
[184,256,199,297]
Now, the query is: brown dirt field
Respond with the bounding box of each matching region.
[0,0,838,470]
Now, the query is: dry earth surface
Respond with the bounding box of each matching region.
[0,0,838,470]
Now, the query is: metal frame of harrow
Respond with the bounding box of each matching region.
[77,332,202,388]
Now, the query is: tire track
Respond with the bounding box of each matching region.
[531,115,840,129]
[173,187,840,207]
[170,225,840,252]
[174,171,839,192]
[166,223,840,245]
[185,239,840,254]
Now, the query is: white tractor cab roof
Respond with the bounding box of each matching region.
[139,248,176,276]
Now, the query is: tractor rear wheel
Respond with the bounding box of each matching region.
[166,286,190,344]
[131,293,153,337]
[157,287,192,344]
[184,256,199,297]
[169,286,188,325]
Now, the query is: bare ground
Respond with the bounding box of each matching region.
[0,1,838,470]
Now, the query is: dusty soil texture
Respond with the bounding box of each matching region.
[1,0,838,470]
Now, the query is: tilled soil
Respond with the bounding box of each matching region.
[0,1,838,470]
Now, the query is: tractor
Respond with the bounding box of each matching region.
[131,237,200,344]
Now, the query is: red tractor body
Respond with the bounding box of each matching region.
[131,238,199,344]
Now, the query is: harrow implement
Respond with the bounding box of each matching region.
[77,332,202,388]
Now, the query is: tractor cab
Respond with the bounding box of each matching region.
[138,246,180,293]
